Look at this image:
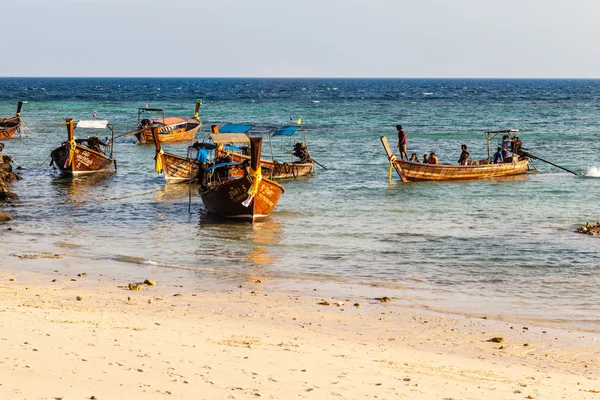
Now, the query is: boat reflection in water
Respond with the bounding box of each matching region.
[198,214,283,267]
[52,173,114,205]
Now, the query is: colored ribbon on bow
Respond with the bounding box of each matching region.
[388,154,397,183]
[155,149,164,173]
[242,166,262,207]
[65,138,77,168]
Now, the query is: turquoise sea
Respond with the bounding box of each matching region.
[1,78,599,328]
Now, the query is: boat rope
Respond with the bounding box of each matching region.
[20,121,37,137]
[387,154,397,182]
[65,139,76,168]
[242,166,262,207]
[274,161,296,177]
[155,149,164,173]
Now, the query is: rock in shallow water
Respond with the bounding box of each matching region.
[0,211,13,222]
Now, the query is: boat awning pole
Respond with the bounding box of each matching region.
[486,132,491,163]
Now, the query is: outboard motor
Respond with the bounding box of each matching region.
[292,142,311,163]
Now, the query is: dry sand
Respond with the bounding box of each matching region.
[0,257,599,400]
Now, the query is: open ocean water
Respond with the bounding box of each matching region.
[1,78,600,328]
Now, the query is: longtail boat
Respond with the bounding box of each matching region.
[380,129,530,183]
[125,100,202,144]
[0,101,23,139]
[200,137,284,222]
[152,123,217,184]
[213,124,315,179]
[50,118,116,176]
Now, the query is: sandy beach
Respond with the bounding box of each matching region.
[0,253,598,400]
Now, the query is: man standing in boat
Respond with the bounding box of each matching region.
[396,125,408,160]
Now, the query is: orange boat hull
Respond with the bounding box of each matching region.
[137,120,201,144]
[0,116,21,139]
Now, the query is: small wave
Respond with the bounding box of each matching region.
[114,254,216,272]
[113,255,147,265]
[585,166,600,177]
[423,92,433,95]
[312,100,320,103]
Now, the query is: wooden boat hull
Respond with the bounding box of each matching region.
[200,174,284,222]
[381,136,529,182]
[158,153,246,184]
[229,152,314,179]
[50,144,114,175]
[0,116,21,139]
[159,152,201,184]
[392,159,530,182]
[137,120,201,144]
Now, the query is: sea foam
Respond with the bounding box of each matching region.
[585,166,600,177]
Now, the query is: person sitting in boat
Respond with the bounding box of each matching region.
[215,143,225,158]
[458,144,470,165]
[428,152,439,164]
[501,135,510,157]
[493,146,504,164]
[422,154,429,164]
[85,136,106,152]
[409,153,420,163]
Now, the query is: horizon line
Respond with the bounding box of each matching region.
[0,76,599,80]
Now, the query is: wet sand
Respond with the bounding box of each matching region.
[0,256,599,400]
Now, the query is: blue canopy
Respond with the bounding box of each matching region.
[204,161,242,172]
[273,125,301,136]
[219,124,254,134]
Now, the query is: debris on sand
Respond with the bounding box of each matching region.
[128,283,142,291]
[369,296,397,303]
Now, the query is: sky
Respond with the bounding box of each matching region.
[2,0,600,78]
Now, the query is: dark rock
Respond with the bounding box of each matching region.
[0,188,18,201]
[577,221,600,235]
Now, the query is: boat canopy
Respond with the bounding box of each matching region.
[77,120,109,129]
[219,124,254,134]
[484,129,520,135]
[210,133,250,144]
[154,117,186,126]
[204,161,242,172]
[272,125,300,136]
